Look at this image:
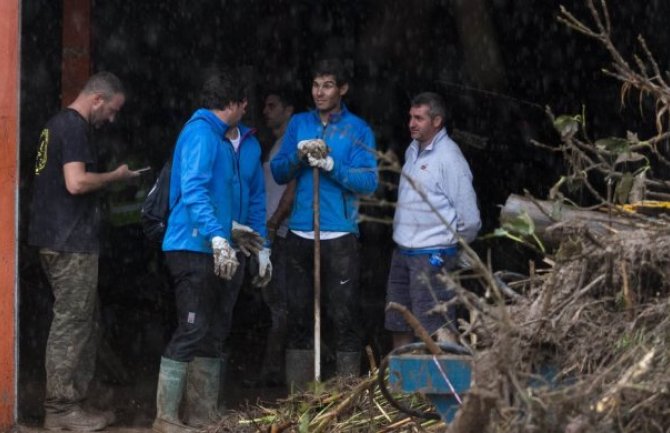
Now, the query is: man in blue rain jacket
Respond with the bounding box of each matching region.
[271,58,378,382]
[154,68,244,433]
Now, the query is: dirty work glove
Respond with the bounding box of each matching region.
[252,247,273,288]
[212,236,239,280]
[232,221,264,257]
[297,139,328,160]
[307,154,334,172]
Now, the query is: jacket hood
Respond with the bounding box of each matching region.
[189,108,228,137]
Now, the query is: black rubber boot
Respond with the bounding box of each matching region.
[336,351,361,377]
[284,349,314,393]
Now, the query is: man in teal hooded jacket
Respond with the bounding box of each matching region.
[154,68,245,433]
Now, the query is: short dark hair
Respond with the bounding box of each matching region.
[411,92,446,121]
[265,86,297,109]
[200,67,247,110]
[82,72,124,99]
[312,58,349,86]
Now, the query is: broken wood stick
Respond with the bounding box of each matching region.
[386,302,443,355]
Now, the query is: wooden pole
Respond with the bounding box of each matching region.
[313,167,321,382]
[0,0,19,427]
[61,0,91,107]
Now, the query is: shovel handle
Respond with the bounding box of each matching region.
[313,167,321,382]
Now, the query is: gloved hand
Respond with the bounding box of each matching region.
[307,154,334,172]
[232,221,264,256]
[251,247,273,288]
[297,139,328,160]
[212,236,239,280]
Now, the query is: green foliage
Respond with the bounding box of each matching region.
[486,211,546,254]
[613,172,634,204]
[553,114,582,138]
[614,329,647,352]
[298,411,312,433]
[595,137,631,154]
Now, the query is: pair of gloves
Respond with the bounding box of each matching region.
[211,222,272,287]
[297,139,334,172]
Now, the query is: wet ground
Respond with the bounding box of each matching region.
[16,235,390,433]
[16,285,291,432]
[17,343,289,432]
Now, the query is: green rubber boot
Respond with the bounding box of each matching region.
[152,357,197,433]
[184,357,222,428]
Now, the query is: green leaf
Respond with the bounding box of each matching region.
[502,211,535,236]
[493,228,509,237]
[613,172,634,204]
[298,412,311,433]
[553,115,581,138]
[626,131,640,144]
[595,137,630,154]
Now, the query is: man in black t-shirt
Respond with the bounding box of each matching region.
[28,72,141,432]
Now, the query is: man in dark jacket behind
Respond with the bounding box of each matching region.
[153,67,244,433]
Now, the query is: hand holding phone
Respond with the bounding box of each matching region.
[134,166,151,174]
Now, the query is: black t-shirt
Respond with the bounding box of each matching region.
[28,108,101,253]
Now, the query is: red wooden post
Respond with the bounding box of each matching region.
[0,0,20,428]
[62,0,91,106]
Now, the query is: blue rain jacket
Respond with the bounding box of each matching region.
[163,109,235,253]
[229,124,267,239]
[270,105,378,234]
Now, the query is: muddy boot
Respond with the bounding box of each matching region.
[285,349,314,393]
[152,357,197,433]
[184,357,221,428]
[336,351,361,377]
[44,406,107,431]
[217,353,229,413]
[86,408,116,426]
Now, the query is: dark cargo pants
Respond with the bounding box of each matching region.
[40,249,101,414]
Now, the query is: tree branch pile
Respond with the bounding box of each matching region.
[457,226,670,433]
[455,2,670,431]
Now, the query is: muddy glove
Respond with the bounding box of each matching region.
[297,139,328,160]
[231,221,264,257]
[212,236,239,280]
[307,154,334,172]
[251,247,273,288]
